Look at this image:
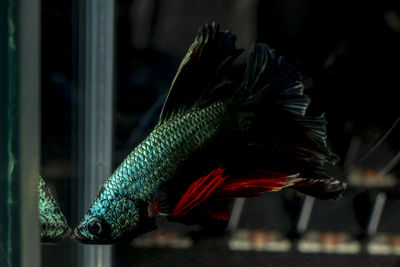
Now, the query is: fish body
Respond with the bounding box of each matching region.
[107,101,231,198]
[75,102,233,242]
[39,176,71,242]
[74,23,346,244]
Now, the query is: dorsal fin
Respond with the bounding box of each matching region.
[159,22,243,123]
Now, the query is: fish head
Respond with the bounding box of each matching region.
[74,187,148,244]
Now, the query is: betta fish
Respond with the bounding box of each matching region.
[74,23,346,244]
[39,176,71,242]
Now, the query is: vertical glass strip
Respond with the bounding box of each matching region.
[0,1,11,265]
[76,0,115,266]
[19,0,40,265]
[7,0,20,263]
[0,0,40,266]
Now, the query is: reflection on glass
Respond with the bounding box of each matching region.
[39,177,71,242]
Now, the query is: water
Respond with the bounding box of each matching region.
[2,0,400,266]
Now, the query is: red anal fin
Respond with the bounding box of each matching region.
[171,168,303,220]
[171,167,228,218]
[213,171,302,199]
[201,201,230,221]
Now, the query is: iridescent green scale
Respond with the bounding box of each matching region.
[39,177,71,241]
[104,102,230,203]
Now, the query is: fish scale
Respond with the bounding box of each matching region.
[74,23,345,244]
[78,102,230,238]
[102,102,230,205]
[39,177,71,241]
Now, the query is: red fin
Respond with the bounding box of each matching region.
[171,167,303,220]
[171,167,228,218]
[201,201,230,221]
[213,170,302,199]
[148,188,171,233]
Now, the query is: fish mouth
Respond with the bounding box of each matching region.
[73,227,90,243]
[73,227,113,244]
[73,227,135,245]
[61,227,72,239]
[41,227,72,243]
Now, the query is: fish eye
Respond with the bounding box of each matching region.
[87,218,105,236]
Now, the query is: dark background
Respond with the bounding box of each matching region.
[41,0,400,266]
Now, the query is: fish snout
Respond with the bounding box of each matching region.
[62,227,72,239]
[73,226,89,243]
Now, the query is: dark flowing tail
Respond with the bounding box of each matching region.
[230,43,346,200]
[149,24,346,224]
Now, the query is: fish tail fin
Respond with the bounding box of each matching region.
[291,175,348,200]
[231,44,346,200]
[235,43,309,117]
[235,43,313,137]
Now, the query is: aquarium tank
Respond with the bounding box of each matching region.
[1,0,400,266]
